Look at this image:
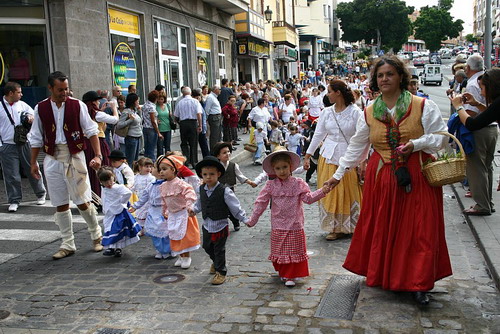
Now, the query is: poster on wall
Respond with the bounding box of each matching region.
[197,56,208,87]
[112,42,137,95]
[0,52,4,85]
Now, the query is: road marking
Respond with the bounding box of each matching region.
[0,229,61,242]
[0,213,88,223]
[0,253,18,265]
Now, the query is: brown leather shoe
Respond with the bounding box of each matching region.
[325,232,340,241]
[52,248,75,260]
[210,264,216,275]
[211,272,226,285]
[93,237,104,252]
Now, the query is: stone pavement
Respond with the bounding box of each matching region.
[451,140,500,291]
[0,130,499,333]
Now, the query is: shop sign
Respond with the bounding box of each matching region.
[275,45,297,61]
[0,52,4,85]
[238,38,269,58]
[196,32,211,50]
[108,8,140,37]
[112,42,137,95]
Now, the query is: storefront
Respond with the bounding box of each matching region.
[108,8,143,98]
[0,0,51,107]
[195,32,213,88]
[237,37,270,83]
[153,20,190,101]
[1,1,237,105]
[274,44,298,81]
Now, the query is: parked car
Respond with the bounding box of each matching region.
[441,49,452,59]
[413,57,427,67]
[421,64,443,86]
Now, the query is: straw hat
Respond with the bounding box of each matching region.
[262,146,301,175]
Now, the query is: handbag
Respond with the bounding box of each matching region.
[168,114,177,131]
[114,124,129,137]
[1,99,29,145]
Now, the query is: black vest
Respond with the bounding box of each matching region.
[218,161,237,187]
[200,184,230,220]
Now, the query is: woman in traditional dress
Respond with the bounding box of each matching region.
[304,80,363,241]
[324,55,452,305]
[81,91,118,198]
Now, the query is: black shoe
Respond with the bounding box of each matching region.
[233,222,241,231]
[103,248,115,256]
[114,248,122,257]
[232,142,240,146]
[237,138,242,141]
[413,291,429,305]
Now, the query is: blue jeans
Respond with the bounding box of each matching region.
[157,130,172,156]
[143,128,158,160]
[125,136,140,166]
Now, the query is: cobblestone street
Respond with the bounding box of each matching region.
[0,160,499,333]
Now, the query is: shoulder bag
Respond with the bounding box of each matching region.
[1,99,29,145]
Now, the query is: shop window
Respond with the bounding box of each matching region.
[160,22,179,57]
[110,34,143,99]
[218,40,226,81]
[0,24,50,107]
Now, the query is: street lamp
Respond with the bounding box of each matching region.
[264,6,273,23]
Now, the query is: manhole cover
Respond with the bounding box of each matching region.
[153,274,185,284]
[315,275,362,320]
[0,310,10,320]
[95,329,131,334]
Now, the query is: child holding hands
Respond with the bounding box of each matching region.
[246,148,330,287]
[190,156,249,285]
[98,167,141,257]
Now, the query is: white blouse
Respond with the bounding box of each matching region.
[132,173,155,197]
[280,103,296,123]
[102,184,132,217]
[332,98,447,180]
[306,104,362,166]
[248,106,271,125]
[308,95,323,117]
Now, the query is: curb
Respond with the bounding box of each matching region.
[450,183,500,290]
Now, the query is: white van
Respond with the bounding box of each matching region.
[422,64,442,86]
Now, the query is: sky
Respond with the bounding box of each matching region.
[338,0,474,34]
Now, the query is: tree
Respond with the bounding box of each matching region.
[337,0,414,52]
[465,33,478,43]
[413,3,464,52]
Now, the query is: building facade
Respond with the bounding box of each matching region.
[0,0,248,106]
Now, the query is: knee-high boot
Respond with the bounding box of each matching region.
[78,204,103,252]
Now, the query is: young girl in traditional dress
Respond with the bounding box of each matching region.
[131,158,155,232]
[98,167,141,257]
[129,160,170,260]
[159,154,201,269]
[246,149,330,287]
[108,150,135,188]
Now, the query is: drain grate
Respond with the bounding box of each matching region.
[94,329,131,334]
[0,310,10,320]
[315,275,362,320]
[153,273,185,284]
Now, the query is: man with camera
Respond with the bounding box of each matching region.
[0,81,46,212]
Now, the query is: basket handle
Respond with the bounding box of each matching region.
[418,131,465,167]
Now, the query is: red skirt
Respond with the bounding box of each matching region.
[269,229,310,279]
[84,137,110,198]
[343,151,452,291]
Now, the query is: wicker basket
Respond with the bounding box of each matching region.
[244,143,258,153]
[419,131,466,187]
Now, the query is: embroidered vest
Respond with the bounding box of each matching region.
[200,184,230,220]
[37,97,86,156]
[365,95,425,163]
[218,161,237,187]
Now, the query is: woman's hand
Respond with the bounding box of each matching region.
[324,177,340,189]
[303,155,311,170]
[396,141,414,158]
[462,92,479,106]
